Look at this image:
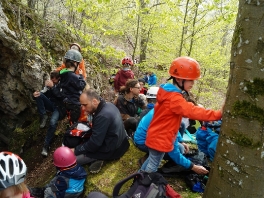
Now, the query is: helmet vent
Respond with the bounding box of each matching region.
[8,159,14,176]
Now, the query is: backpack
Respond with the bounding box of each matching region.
[185,173,209,193]
[63,122,92,148]
[113,172,181,198]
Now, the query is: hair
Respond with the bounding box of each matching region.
[50,71,60,79]
[138,78,145,85]
[65,59,79,69]
[83,89,101,101]
[119,79,139,94]
[0,182,28,197]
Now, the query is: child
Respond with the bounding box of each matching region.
[140,56,223,173]
[59,49,86,124]
[0,151,32,198]
[43,146,87,198]
[114,57,134,93]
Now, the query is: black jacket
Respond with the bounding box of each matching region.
[59,70,86,105]
[115,95,145,120]
[74,99,129,160]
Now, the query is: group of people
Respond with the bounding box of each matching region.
[0,43,224,197]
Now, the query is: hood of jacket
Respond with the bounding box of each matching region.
[157,83,182,104]
[59,165,87,179]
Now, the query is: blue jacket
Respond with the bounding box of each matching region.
[48,165,87,198]
[148,74,157,86]
[133,109,192,169]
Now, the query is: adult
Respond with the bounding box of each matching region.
[114,57,134,93]
[59,49,86,125]
[56,43,87,79]
[33,71,64,156]
[147,71,157,86]
[115,79,145,137]
[0,151,32,198]
[74,89,130,173]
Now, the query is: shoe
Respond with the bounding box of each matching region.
[88,160,104,173]
[41,145,49,157]
[40,114,48,128]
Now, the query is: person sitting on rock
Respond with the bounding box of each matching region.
[33,71,66,157]
[56,43,87,79]
[115,79,145,137]
[0,151,32,198]
[59,49,86,125]
[73,89,130,174]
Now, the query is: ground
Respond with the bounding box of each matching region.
[5,118,202,198]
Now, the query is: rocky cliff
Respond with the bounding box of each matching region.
[0,0,108,149]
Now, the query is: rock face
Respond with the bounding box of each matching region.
[0,1,105,144]
[0,1,117,148]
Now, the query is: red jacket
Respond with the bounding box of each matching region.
[145,83,222,152]
[114,69,134,92]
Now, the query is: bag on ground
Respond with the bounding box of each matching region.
[63,122,92,148]
[113,171,181,198]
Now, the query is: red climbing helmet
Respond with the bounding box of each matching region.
[169,57,201,80]
[121,57,133,66]
[70,43,81,52]
[53,146,76,168]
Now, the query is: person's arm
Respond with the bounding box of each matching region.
[115,96,131,120]
[56,63,66,72]
[168,139,193,169]
[78,59,86,79]
[114,72,120,92]
[75,115,109,155]
[170,95,222,121]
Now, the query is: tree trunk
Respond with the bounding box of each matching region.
[27,0,36,10]
[204,1,264,197]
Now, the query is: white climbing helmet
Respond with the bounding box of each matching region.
[146,87,159,99]
[0,151,27,190]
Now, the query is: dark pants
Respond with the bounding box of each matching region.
[35,93,54,116]
[35,93,59,147]
[44,109,60,146]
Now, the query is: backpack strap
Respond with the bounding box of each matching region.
[112,172,144,198]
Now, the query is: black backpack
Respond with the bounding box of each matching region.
[63,122,92,148]
[112,172,181,198]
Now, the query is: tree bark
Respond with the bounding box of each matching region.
[204,0,264,197]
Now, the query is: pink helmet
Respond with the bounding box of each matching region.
[53,146,76,168]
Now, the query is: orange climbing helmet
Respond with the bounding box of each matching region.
[121,57,133,66]
[70,43,81,52]
[169,57,201,80]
